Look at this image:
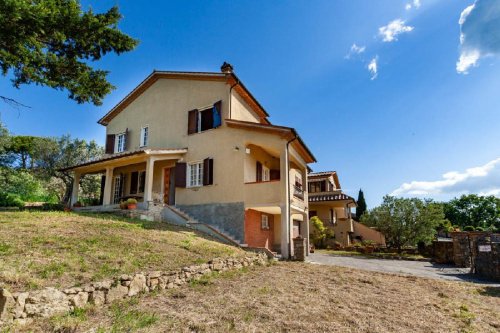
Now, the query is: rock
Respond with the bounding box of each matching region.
[89,291,105,306]
[149,278,159,290]
[1,288,15,321]
[106,285,128,304]
[63,287,82,295]
[149,271,161,278]
[83,286,95,293]
[119,274,132,281]
[13,317,32,326]
[121,281,131,287]
[25,288,69,318]
[93,280,112,290]
[70,292,89,308]
[13,292,29,319]
[166,282,175,289]
[128,274,147,296]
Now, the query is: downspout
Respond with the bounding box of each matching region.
[286,134,298,258]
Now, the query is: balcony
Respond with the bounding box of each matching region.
[244,180,281,206]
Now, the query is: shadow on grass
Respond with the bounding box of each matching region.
[478,286,500,297]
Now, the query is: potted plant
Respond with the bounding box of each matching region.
[119,200,128,210]
[127,198,137,210]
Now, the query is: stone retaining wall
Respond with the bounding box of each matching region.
[0,254,268,326]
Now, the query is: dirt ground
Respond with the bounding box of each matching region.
[26,261,500,333]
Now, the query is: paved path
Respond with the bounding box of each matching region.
[307,253,500,286]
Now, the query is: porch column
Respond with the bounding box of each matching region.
[280,146,291,259]
[143,157,155,205]
[71,172,80,206]
[103,167,114,205]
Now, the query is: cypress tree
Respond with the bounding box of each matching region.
[356,189,367,219]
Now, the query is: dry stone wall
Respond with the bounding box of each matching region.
[0,254,268,326]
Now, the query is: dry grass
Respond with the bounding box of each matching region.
[26,262,500,333]
[0,211,245,292]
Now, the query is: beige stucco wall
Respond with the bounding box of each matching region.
[353,221,386,246]
[231,92,260,123]
[310,203,354,246]
[103,77,309,208]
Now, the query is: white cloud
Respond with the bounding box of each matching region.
[391,157,500,198]
[406,0,421,10]
[457,0,500,74]
[367,56,378,80]
[345,43,366,59]
[379,19,414,42]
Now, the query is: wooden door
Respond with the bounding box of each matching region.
[163,168,171,204]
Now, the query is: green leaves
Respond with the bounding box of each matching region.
[443,194,500,231]
[0,0,138,105]
[361,196,446,250]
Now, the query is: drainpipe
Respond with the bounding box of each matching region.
[286,134,298,258]
[228,79,239,119]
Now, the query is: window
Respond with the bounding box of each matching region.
[309,180,326,193]
[113,176,122,204]
[261,214,269,230]
[138,171,146,193]
[116,133,126,153]
[140,126,149,147]
[187,162,203,187]
[263,166,270,182]
[187,101,222,135]
[130,171,146,194]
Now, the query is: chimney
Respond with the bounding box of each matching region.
[220,62,234,74]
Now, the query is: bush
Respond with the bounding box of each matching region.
[309,216,328,248]
[41,203,65,211]
[463,226,475,231]
[474,226,485,232]
[127,198,138,204]
[0,192,25,208]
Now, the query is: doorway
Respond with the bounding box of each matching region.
[163,167,173,204]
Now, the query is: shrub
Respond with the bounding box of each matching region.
[41,203,65,211]
[309,216,328,248]
[474,226,485,232]
[0,192,25,208]
[127,198,138,204]
[463,226,475,231]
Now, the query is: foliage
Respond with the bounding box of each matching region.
[127,198,138,204]
[0,167,55,202]
[0,192,24,208]
[463,226,475,231]
[443,194,500,231]
[361,196,446,252]
[309,216,333,248]
[356,188,367,219]
[0,0,138,105]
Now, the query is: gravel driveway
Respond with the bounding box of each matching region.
[307,252,500,285]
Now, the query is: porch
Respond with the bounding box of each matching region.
[67,149,187,208]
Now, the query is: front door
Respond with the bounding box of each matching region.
[163,168,171,204]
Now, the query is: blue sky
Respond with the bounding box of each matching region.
[1,0,500,207]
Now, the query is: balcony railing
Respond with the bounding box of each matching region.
[293,185,304,200]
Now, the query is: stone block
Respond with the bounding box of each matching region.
[106,285,128,304]
[89,290,106,306]
[1,288,15,321]
[128,274,147,296]
[70,292,89,308]
[25,288,69,318]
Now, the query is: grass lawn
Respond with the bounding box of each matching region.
[0,211,245,292]
[23,262,500,333]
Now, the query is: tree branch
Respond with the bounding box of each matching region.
[0,96,31,110]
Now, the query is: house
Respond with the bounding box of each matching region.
[308,171,385,247]
[63,63,316,259]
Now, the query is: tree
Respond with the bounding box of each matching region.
[356,188,367,219]
[309,216,330,248]
[443,194,500,231]
[0,0,138,106]
[35,135,104,203]
[361,196,446,252]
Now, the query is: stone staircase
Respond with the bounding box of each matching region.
[165,205,246,248]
